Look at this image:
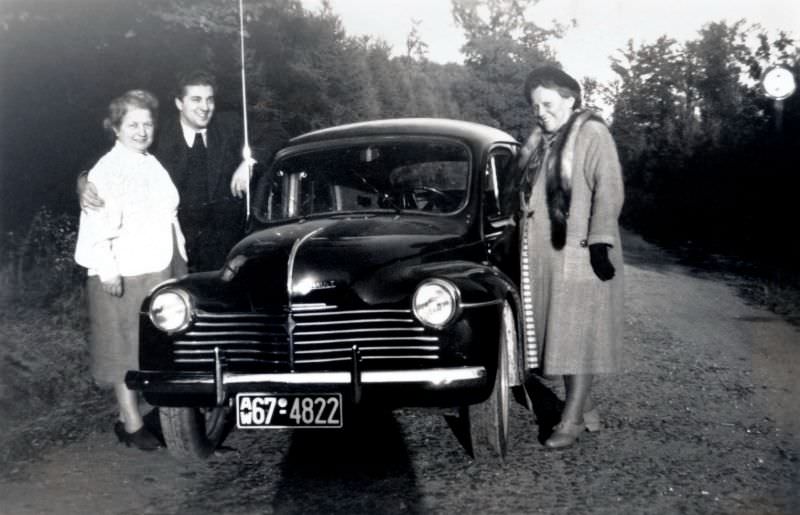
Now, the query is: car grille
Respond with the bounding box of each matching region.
[292,308,439,371]
[173,312,291,372]
[171,307,440,372]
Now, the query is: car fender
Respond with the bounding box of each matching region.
[359,260,527,385]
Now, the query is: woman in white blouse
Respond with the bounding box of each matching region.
[75,90,187,450]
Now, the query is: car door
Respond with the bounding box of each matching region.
[483,145,518,279]
[482,144,539,377]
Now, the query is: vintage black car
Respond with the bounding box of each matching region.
[126,118,539,461]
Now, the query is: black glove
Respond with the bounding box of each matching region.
[589,243,615,281]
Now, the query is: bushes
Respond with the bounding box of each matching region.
[0,206,106,464]
[0,204,90,395]
[1,206,85,313]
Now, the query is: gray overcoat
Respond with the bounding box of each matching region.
[521,113,625,375]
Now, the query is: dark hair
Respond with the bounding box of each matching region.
[102,89,158,133]
[523,65,582,109]
[175,69,217,100]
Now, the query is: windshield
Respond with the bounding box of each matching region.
[253,139,471,223]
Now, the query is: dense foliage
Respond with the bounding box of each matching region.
[0,0,561,300]
[0,0,557,236]
[607,21,800,270]
[1,0,798,289]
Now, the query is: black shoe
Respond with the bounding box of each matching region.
[113,421,126,442]
[114,421,161,451]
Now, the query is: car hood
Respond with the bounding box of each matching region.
[225,215,470,308]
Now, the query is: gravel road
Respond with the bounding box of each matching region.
[1,232,797,515]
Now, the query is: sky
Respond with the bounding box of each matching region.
[300,0,800,84]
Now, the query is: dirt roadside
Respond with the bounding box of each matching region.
[622,232,800,440]
[0,231,797,515]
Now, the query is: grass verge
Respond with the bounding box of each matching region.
[0,296,116,474]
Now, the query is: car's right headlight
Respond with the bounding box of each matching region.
[149,288,193,333]
[412,278,461,329]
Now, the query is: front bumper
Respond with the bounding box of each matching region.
[125,366,488,408]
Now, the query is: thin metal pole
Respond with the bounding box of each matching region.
[238,0,251,218]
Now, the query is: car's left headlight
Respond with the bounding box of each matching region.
[149,288,193,333]
[412,278,461,329]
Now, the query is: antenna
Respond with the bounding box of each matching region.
[238,0,251,218]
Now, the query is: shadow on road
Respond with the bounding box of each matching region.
[271,408,423,514]
[442,377,565,451]
[167,408,423,514]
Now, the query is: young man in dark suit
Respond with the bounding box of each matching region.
[80,70,254,272]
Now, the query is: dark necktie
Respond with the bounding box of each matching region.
[192,131,205,151]
[179,131,210,230]
[190,132,207,168]
[184,131,209,199]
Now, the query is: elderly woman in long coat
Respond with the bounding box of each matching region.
[518,65,624,448]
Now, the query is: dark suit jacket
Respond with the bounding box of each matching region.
[153,112,246,272]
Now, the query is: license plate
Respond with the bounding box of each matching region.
[236,393,343,428]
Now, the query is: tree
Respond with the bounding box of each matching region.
[608,19,800,267]
[685,21,768,147]
[0,0,481,237]
[450,0,563,137]
[0,0,183,234]
[405,19,429,62]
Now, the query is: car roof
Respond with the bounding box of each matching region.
[287,118,518,147]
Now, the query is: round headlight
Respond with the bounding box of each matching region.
[149,289,193,333]
[412,279,461,328]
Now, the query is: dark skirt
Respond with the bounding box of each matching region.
[87,238,186,387]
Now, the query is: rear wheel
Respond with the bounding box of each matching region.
[159,405,232,461]
[467,300,513,462]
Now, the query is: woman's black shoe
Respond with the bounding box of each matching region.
[113,421,161,451]
[113,421,125,441]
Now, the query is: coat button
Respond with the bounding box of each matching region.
[579,239,588,247]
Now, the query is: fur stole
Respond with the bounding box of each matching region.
[518,109,606,249]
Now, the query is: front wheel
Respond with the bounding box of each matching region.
[159,405,232,461]
[467,300,513,462]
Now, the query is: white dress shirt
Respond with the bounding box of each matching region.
[181,122,207,148]
[75,142,187,281]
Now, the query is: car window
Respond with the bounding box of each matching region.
[484,147,516,218]
[254,139,471,223]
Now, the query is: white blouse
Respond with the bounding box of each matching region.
[75,142,187,281]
